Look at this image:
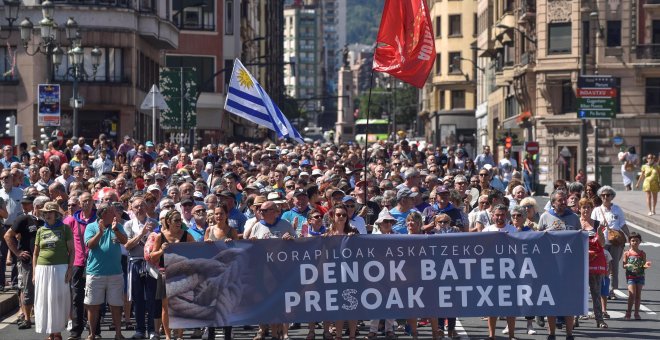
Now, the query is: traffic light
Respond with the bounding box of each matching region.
[505,135,512,149]
[4,116,14,136]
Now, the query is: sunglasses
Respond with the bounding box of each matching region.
[259,208,274,213]
[601,193,613,197]
[162,204,174,209]
[310,215,322,219]
[456,182,467,185]
[511,214,523,218]
[479,173,489,177]
[171,218,182,223]
[335,213,347,217]
[522,205,534,209]
[344,205,355,208]
[435,220,450,224]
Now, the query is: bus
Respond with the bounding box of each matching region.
[354,119,389,144]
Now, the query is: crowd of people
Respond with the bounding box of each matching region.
[0,134,650,340]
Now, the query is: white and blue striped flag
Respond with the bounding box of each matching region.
[224,59,304,144]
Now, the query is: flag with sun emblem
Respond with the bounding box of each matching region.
[224,59,304,143]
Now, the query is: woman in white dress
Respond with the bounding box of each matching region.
[33,201,74,340]
[619,146,639,191]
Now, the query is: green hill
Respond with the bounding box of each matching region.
[346,0,384,45]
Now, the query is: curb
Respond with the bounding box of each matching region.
[0,291,18,319]
[626,212,660,235]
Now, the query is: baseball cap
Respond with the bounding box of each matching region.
[396,187,418,201]
[20,194,36,204]
[145,141,154,147]
[342,195,356,203]
[181,198,194,206]
[218,190,236,199]
[293,189,308,197]
[311,169,324,176]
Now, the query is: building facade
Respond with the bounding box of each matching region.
[421,0,479,154]
[0,0,177,145]
[483,0,660,191]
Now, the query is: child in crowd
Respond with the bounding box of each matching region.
[623,232,651,320]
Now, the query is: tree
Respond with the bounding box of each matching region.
[159,67,198,130]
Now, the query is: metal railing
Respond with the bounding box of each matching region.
[636,45,660,59]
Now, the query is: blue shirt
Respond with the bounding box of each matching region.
[389,207,418,234]
[84,221,126,276]
[228,207,248,233]
[282,206,311,235]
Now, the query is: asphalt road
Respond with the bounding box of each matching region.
[2,197,658,340]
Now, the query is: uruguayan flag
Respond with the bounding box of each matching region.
[224,59,304,143]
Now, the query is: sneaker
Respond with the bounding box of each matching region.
[202,328,209,340]
[527,324,537,335]
[191,328,203,338]
[289,322,301,330]
[502,326,509,334]
[148,333,160,340]
[17,321,31,329]
[67,320,74,331]
[132,333,146,339]
[536,316,545,328]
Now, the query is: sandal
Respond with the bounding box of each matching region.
[634,313,642,320]
[624,312,631,320]
[306,331,316,340]
[364,332,377,340]
[602,312,610,319]
[597,321,608,328]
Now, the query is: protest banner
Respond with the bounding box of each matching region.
[164,231,587,328]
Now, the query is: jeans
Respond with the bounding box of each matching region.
[129,259,159,334]
[523,170,534,195]
[588,274,604,322]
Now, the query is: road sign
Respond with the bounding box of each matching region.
[525,141,539,154]
[577,75,618,120]
[140,85,169,111]
[578,110,616,119]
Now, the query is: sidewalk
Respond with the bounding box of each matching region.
[614,190,660,234]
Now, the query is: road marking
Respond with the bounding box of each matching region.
[455,319,468,339]
[613,289,657,315]
[0,309,19,330]
[627,221,660,239]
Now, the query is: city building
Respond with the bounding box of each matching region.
[0,0,177,145]
[420,0,479,155]
[483,0,660,192]
[283,1,324,127]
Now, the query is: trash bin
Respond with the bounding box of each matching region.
[600,165,613,186]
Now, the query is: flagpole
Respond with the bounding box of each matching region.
[363,69,375,206]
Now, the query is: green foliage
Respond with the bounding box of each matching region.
[356,85,419,125]
[159,67,198,130]
[346,0,384,45]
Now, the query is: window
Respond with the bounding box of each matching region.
[0,47,17,81]
[225,1,234,35]
[561,80,576,113]
[606,21,621,47]
[448,52,461,74]
[53,47,124,83]
[451,90,465,109]
[435,53,441,75]
[449,15,461,37]
[505,95,519,118]
[474,14,478,37]
[646,78,660,113]
[582,21,590,54]
[548,22,572,54]
[435,16,441,37]
[166,56,216,92]
[439,90,445,110]
[172,0,215,31]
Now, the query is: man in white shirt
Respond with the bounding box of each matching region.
[482,204,517,233]
[54,163,75,193]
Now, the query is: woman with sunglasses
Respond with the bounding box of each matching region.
[150,210,194,340]
[518,197,540,231]
[302,208,330,340]
[591,186,629,300]
[635,154,659,215]
[325,205,357,340]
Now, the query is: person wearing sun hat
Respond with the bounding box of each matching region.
[33,201,74,340]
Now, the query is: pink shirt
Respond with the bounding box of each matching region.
[64,210,95,267]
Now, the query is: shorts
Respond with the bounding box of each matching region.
[84,274,124,306]
[627,277,645,285]
[17,260,34,305]
[601,276,610,296]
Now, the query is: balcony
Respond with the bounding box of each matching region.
[519,0,536,22]
[521,51,536,65]
[636,45,660,59]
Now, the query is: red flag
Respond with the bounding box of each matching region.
[373,0,436,88]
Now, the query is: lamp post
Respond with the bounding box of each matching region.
[495,23,538,45]
[20,2,101,138]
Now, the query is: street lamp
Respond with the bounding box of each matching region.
[495,23,537,45]
[0,0,20,38]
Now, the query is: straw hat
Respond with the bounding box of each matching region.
[41,201,63,218]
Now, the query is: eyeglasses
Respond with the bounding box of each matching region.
[479,173,489,177]
[522,205,534,209]
[310,215,322,219]
[511,214,523,218]
[162,204,174,209]
[335,213,347,217]
[601,193,613,198]
[73,170,82,173]
[435,220,450,224]
[479,201,488,205]
[194,210,206,215]
[259,208,274,213]
[456,182,467,185]
[285,185,295,189]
